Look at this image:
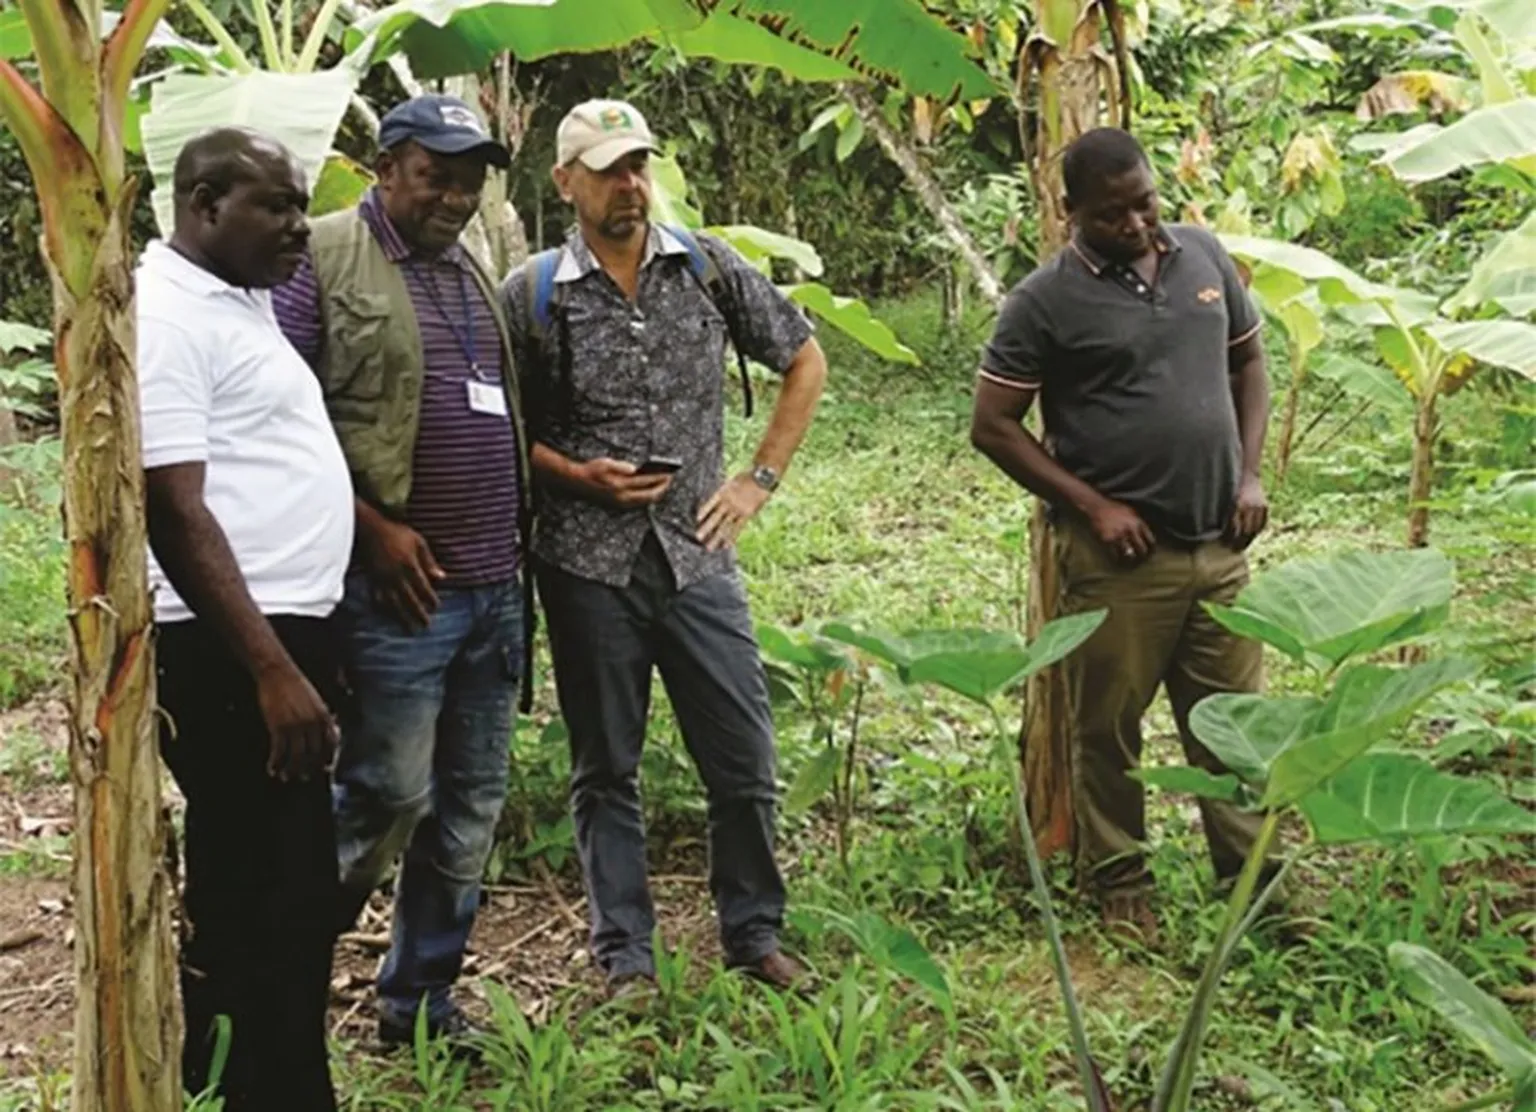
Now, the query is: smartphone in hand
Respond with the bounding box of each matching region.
[636,456,684,476]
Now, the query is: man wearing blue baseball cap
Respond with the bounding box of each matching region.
[273,94,530,1052]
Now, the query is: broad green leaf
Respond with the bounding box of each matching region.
[1445,208,1536,316]
[820,623,913,671]
[1190,658,1479,804]
[1299,753,1536,844]
[754,622,848,672]
[710,225,824,277]
[1220,235,1433,324]
[784,283,919,364]
[1271,295,1324,358]
[1309,353,1414,414]
[1424,318,1536,377]
[648,153,705,230]
[311,153,373,217]
[784,747,841,814]
[0,321,50,354]
[1390,942,1536,1086]
[1204,548,1455,668]
[347,0,704,77]
[667,10,860,82]
[834,114,865,161]
[1264,658,1480,805]
[719,0,996,100]
[0,8,28,60]
[904,613,1107,704]
[140,67,359,235]
[1380,97,1536,183]
[856,912,950,1006]
[1457,11,1521,106]
[1129,766,1245,803]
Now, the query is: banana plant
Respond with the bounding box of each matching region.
[1390,942,1536,1111]
[0,0,180,1108]
[1222,232,1536,546]
[822,612,1115,1112]
[1131,547,1533,1112]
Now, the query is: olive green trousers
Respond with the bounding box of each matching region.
[1055,515,1264,894]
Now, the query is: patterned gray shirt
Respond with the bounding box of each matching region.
[502,225,814,588]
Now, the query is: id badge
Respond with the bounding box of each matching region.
[466,379,509,417]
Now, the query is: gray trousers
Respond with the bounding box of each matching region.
[535,534,784,978]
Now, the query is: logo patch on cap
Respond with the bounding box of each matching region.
[598,107,633,131]
[439,104,484,134]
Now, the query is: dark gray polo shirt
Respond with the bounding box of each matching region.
[980,223,1261,544]
[503,225,813,588]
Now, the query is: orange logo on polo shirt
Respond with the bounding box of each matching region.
[1196,286,1222,304]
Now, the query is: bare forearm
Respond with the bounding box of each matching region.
[531,441,591,494]
[753,340,826,476]
[147,499,293,677]
[1230,357,1269,478]
[972,413,1107,518]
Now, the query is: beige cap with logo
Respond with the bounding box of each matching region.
[556,99,656,170]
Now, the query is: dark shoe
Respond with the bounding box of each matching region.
[732,950,809,992]
[1099,890,1161,949]
[378,1006,484,1061]
[605,971,659,1012]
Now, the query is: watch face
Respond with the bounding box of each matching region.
[753,465,779,490]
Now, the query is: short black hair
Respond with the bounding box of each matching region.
[1062,128,1150,204]
[172,126,288,207]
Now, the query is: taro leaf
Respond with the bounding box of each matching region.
[783,283,919,365]
[852,911,951,1008]
[904,611,1106,704]
[1129,766,1246,803]
[784,747,841,815]
[756,622,848,673]
[1190,657,1480,805]
[1203,548,1454,670]
[1389,942,1536,1088]
[1298,752,1536,844]
[821,623,917,674]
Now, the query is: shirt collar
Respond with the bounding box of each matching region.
[360,187,465,266]
[138,240,263,305]
[1069,224,1180,277]
[553,222,691,284]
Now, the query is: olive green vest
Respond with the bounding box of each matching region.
[306,209,530,521]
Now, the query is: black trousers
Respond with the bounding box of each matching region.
[156,617,341,1112]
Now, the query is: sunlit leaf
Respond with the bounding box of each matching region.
[0,321,51,354]
[1390,942,1536,1088]
[755,621,848,672]
[1424,318,1536,377]
[1300,753,1536,843]
[311,153,373,217]
[1444,207,1536,316]
[1309,353,1413,413]
[784,283,918,364]
[1196,658,1478,807]
[667,10,860,82]
[711,225,824,277]
[1204,548,1455,668]
[784,747,841,814]
[140,67,359,234]
[1379,97,1536,183]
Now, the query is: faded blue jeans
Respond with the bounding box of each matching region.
[333,572,522,1026]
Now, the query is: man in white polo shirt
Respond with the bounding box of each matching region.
[137,128,353,1112]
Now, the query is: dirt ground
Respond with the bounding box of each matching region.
[0,698,720,1085]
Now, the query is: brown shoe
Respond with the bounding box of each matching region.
[1099,890,1161,949]
[732,950,809,992]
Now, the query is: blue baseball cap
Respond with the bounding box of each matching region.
[378,94,510,168]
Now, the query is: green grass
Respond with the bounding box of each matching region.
[0,438,65,709]
[0,289,1531,1109]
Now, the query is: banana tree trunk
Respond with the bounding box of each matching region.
[1019,0,1127,859]
[0,3,180,1107]
[1407,391,1437,547]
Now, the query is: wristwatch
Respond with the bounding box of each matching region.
[750,464,780,492]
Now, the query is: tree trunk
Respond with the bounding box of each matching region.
[1018,0,1121,860]
[55,188,180,1111]
[1407,391,1437,547]
[1274,349,1304,485]
[841,82,1004,305]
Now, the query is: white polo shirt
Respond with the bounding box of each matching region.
[137,242,354,625]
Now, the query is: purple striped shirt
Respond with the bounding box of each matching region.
[273,190,521,586]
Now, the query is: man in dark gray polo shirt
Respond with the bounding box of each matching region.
[503,100,827,995]
[971,128,1271,943]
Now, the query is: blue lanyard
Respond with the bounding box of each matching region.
[407,260,485,377]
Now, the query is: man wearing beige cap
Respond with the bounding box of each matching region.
[504,99,828,995]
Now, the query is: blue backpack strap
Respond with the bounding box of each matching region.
[526,247,563,342]
[663,225,754,419]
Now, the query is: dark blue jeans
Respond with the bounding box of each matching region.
[333,573,522,1026]
[535,536,784,979]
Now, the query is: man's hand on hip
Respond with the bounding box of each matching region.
[254,660,337,781]
[359,514,446,630]
[698,473,771,552]
[574,457,673,509]
[1224,473,1269,550]
[1086,497,1157,564]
